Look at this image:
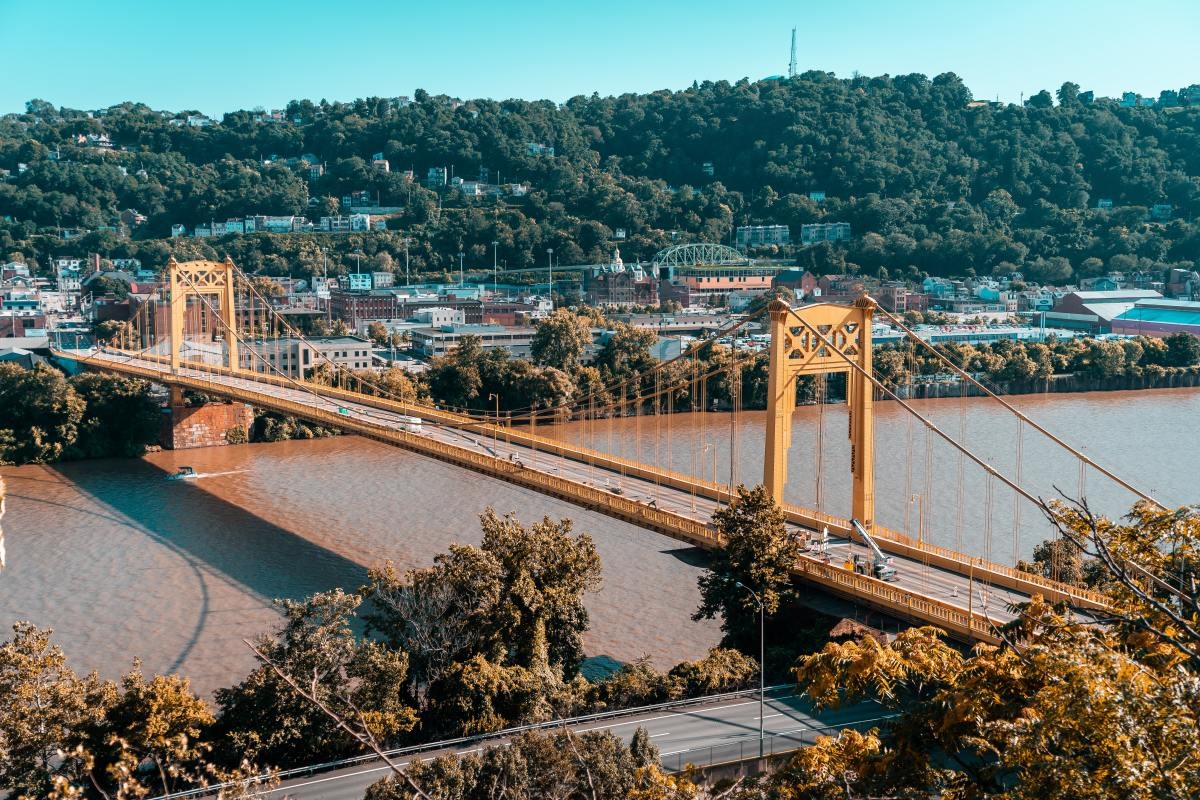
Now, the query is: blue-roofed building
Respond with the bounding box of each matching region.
[1046,289,1164,333]
[1111,299,1200,338]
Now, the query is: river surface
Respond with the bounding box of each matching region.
[2,388,1198,698]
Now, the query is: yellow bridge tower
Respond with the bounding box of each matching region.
[167,256,239,374]
[764,296,877,529]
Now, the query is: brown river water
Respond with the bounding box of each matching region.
[2,388,1198,698]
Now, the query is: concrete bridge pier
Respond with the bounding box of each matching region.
[160,386,254,450]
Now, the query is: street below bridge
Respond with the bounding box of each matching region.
[221,691,890,800]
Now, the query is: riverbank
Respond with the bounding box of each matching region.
[894,368,1200,400]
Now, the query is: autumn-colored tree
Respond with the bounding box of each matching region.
[0,623,114,798]
[785,500,1200,799]
[82,667,215,798]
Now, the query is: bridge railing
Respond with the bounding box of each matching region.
[147,684,801,800]
[660,715,896,774]
[69,350,1107,618]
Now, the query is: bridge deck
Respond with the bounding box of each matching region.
[58,349,1110,643]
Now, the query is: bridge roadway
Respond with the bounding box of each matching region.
[198,692,891,800]
[60,349,1110,643]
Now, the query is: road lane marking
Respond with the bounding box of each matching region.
[651,732,671,737]
[573,698,772,733]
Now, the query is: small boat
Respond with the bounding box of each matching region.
[167,466,197,481]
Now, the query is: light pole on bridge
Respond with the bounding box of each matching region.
[488,392,501,457]
[735,581,765,758]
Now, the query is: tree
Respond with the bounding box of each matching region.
[1056,81,1081,106]
[83,667,215,798]
[1165,332,1200,367]
[693,485,802,650]
[365,728,683,800]
[0,364,85,465]
[477,509,602,678]
[362,550,504,702]
[0,622,114,798]
[367,321,390,346]
[530,309,594,373]
[593,323,656,386]
[1026,89,1055,108]
[787,498,1200,799]
[212,589,417,768]
[69,372,162,458]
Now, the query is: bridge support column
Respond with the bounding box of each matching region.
[167,256,239,373]
[848,297,876,529]
[160,399,254,450]
[764,301,795,503]
[763,296,877,529]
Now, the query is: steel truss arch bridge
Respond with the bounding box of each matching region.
[652,243,753,268]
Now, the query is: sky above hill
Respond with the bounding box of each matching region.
[3,0,1198,115]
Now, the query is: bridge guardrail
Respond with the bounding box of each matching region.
[147,684,799,800]
[134,358,1006,643]
[63,348,1110,609]
[659,715,897,774]
[64,352,1102,635]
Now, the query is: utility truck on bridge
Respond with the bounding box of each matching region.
[849,519,898,581]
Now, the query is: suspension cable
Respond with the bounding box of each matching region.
[874,304,1161,507]
[787,314,1047,508]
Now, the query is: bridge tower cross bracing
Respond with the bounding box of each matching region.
[765,296,876,529]
[167,257,239,374]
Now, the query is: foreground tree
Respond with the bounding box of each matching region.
[694,485,802,650]
[212,589,417,768]
[362,509,602,738]
[785,499,1200,799]
[0,623,113,798]
[363,728,693,800]
[81,667,215,798]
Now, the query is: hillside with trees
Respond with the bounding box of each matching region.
[3,75,1200,283]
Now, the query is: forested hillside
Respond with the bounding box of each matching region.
[3,73,1200,282]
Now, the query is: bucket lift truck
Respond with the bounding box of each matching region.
[850,519,898,581]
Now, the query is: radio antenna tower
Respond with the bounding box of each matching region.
[788,27,797,78]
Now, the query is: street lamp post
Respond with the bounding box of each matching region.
[457,251,464,288]
[546,247,554,310]
[735,581,765,757]
[488,392,500,456]
[492,240,499,297]
[910,493,925,544]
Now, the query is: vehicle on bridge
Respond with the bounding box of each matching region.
[397,414,423,433]
[850,519,898,581]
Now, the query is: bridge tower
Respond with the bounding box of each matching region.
[764,296,877,528]
[167,257,239,374]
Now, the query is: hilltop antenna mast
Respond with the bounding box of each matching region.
[788,27,798,78]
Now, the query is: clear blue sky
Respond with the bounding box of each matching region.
[2,0,1198,116]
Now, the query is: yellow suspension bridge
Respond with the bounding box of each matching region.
[53,258,1150,644]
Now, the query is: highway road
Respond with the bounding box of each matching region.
[75,350,1027,627]
[238,692,891,800]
